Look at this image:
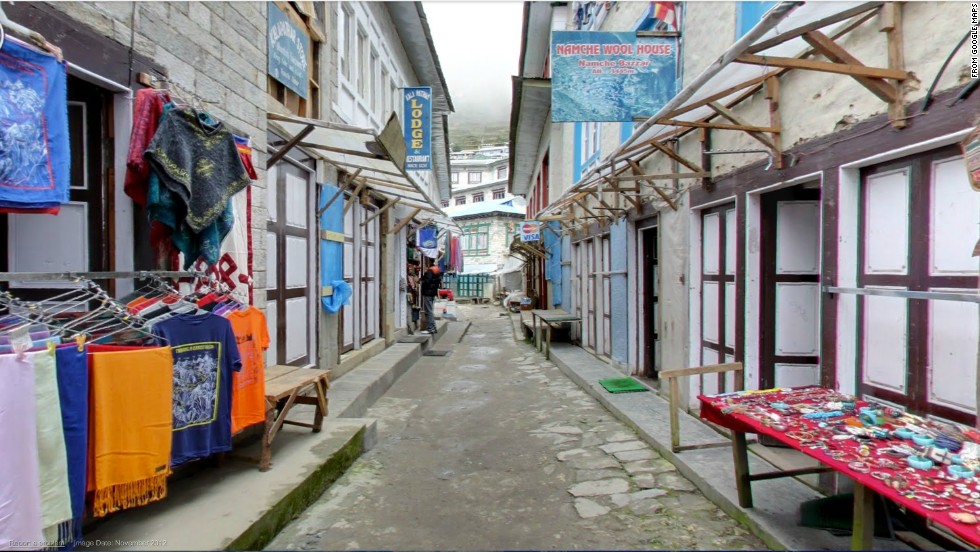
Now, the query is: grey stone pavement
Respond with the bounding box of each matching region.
[268,305,766,550]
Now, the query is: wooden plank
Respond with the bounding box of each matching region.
[748,466,834,482]
[655,118,780,132]
[745,2,884,54]
[605,177,641,210]
[674,441,733,452]
[268,389,299,442]
[734,53,909,80]
[801,31,898,103]
[708,102,778,151]
[881,3,907,128]
[660,362,743,379]
[663,70,781,119]
[614,172,709,181]
[264,364,298,382]
[649,141,706,174]
[343,178,369,215]
[361,197,400,226]
[267,124,314,169]
[766,76,784,169]
[266,369,330,400]
[389,207,422,235]
[316,169,359,217]
[319,229,345,242]
[628,159,678,211]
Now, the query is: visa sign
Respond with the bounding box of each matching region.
[403,87,432,171]
[520,221,541,242]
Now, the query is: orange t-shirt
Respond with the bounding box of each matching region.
[227,307,271,434]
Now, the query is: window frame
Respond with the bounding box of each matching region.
[468,171,482,184]
[472,192,484,203]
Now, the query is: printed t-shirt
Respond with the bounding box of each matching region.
[151,313,242,466]
[227,307,271,434]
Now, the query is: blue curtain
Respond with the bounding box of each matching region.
[319,183,346,313]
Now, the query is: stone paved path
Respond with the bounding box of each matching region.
[268,305,766,550]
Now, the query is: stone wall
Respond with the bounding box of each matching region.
[48,1,271,306]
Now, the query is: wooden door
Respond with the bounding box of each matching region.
[859,149,979,424]
[700,205,737,394]
[265,160,314,367]
[761,186,821,389]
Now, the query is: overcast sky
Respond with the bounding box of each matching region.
[423,2,524,128]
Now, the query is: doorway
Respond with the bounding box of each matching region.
[760,185,821,389]
[641,227,659,378]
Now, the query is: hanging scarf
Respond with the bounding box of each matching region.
[31,350,73,542]
[0,353,43,549]
[0,37,70,210]
[54,344,89,548]
[87,345,173,517]
[145,107,250,233]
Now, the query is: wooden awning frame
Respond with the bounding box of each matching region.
[542,2,908,231]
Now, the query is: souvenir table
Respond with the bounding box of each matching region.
[699,386,980,550]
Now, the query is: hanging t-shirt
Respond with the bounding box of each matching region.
[227,307,270,434]
[151,313,242,466]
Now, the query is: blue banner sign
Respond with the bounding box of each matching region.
[551,31,677,122]
[403,87,432,171]
[268,3,309,99]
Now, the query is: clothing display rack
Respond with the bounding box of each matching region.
[0,270,202,282]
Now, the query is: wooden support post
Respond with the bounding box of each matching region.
[734,53,909,81]
[317,169,361,217]
[343,178,368,215]
[852,483,875,550]
[649,141,706,174]
[267,124,314,169]
[669,376,680,452]
[765,77,784,169]
[361,197,400,226]
[880,3,907,128]
[389,207,422,235]
[628,159,678,211]
[801,31,899,104]
[732,431,754,508]
[700,128,713,192]
[709,102,778,151]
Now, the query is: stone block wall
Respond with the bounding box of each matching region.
[48,1,270,306]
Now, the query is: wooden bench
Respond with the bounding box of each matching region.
[260,364,331,471]
[659,362,743,453]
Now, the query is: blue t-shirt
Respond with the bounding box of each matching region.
[151,312,242,466]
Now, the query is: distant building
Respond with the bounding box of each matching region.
[444,196,527,272]
[444,149,512,209]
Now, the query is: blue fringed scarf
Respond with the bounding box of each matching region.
[54,344,88,549]
[0,37,69,207]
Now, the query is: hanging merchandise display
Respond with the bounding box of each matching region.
[0,271,274,544]
[151,312,242,467]
[418,225,440,258]
[227,306,270,434]
[86,344,174,518]
[0,36,70,213]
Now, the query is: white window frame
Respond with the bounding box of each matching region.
[468,171,482,184]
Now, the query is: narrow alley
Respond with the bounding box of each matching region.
[268,305,764,551]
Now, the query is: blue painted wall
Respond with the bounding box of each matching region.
[610,219,629,365]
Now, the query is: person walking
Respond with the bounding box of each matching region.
[419,265,442,334]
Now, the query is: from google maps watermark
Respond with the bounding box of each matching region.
[973,3,979,79]
[5,540,168,549]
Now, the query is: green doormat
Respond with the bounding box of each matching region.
[599,377,648,394]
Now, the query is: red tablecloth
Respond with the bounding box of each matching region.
[699,387,980,547]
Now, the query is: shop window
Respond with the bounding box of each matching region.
[473,192,484,203]
[463,225,490,254]
[496,166,508,179]
[493,188,505,200]
[441,200,449,208]
[456,196,466,206]
[468,171,482,184]
[339,3,354,82]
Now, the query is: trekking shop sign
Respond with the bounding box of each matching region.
[403,87,432,171]
[267,3,309,99]
[521,221,541,242]
[551,31,677,122]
